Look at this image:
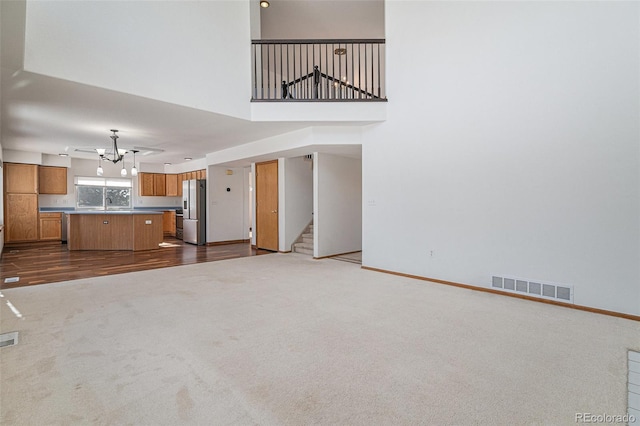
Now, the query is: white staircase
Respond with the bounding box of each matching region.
[292,223,314,256]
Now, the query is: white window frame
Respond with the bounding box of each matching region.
[75,176,132,210]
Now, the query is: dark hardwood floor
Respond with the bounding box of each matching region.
[0,238,272,290]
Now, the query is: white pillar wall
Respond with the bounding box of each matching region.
[208,165,249,243]
[314,152,362,258]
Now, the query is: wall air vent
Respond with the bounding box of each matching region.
[491,275,574,303]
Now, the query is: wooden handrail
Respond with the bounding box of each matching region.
[252,38,385,45]
[282,66,381,100]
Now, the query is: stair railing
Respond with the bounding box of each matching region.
[252,39,386,101]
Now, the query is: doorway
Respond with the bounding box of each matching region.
[255,160,278,251]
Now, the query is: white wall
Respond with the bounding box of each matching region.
[363,1,640,315]
[3,149,42,164]
[314,153,362,257]
[281,156,314,251]
[260,0,384,39]
[208,166,249,243]
[24,1,253,119]
[164,158,207,175]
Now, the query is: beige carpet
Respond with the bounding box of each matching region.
[1,253,638,425]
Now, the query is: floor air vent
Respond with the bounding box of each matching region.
[491,275,574,303]
[0,331,19,348]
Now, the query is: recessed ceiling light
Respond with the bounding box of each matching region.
[58,153,69,157]
[260,0,270,8]
[184,157,192,161]
[164,162,172,165]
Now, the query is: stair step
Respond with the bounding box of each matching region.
[294,242,313,250]
[302,233,313,239]
[293,246,313,256]
[302,236,313,244]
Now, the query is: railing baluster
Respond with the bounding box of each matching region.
[267,44,271,99]
[377,43,381,98]
[358,43,362,99]
[351,43,354,100]
[251,39,385,101]
[304,44,311,99]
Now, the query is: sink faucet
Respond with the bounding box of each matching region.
[106,197,113,204]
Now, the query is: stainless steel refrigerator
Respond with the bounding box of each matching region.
[182,179,206,245]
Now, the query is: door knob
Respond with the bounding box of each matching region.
[272,210,277,213]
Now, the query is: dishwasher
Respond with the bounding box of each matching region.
[61,212,68,243]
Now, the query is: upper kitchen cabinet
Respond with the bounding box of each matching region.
[38,166,68,194]
[139,173,155,196]
[154,174,166,196]
[4,163,38,193]
[165,174,178,197]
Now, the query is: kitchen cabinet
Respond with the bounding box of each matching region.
[162,210,176,236]
[165,174,178,197]
[177,173,184,197]
[39,166,68,194]
[4,163,38,193]
[39,212,62,241]
[138,171,202,197]
[139,173,155,196]
[67,212,163,251]
[154,174,166,196]
[5,194,39,242]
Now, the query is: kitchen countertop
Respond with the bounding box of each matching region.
[66,210,163,215]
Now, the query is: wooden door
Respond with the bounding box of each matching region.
[256,160,278,251]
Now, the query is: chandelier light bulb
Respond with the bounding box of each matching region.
[121,164,127,177]
[131,166,138,177]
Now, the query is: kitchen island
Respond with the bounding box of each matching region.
[66,211,163,251]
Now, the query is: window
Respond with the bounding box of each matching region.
[75,177,132,210]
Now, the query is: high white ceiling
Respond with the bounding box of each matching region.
[0,0,384,166]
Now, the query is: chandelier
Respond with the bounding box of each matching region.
[96,129,138,177]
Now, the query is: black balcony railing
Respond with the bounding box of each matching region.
[252,39,386,101]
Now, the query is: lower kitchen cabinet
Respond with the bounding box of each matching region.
[162,210,176,236]
[39,212,62,241]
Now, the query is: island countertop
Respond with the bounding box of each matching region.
[66,211,163,251]
[66,210,164,215]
